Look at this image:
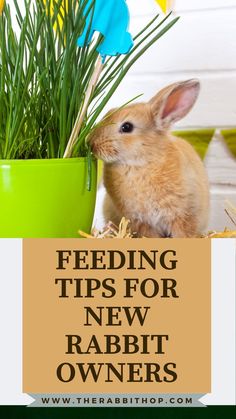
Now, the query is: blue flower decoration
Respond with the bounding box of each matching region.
[78,0,134,57]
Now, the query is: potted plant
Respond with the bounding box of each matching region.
[0,0,178,238]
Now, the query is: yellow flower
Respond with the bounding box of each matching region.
[0,0,5,16]
[155,0,174,13]
[42,0,68,31]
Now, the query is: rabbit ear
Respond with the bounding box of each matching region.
[149,79,200,130]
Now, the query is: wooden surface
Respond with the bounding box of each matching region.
[205,132,236,230]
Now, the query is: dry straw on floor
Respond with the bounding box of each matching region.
[80,203,236,239]
[207,201,236,238]
[80,218,133,239]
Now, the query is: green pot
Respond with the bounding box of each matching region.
[0,158,97,238]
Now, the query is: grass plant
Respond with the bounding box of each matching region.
[0,0,179,159]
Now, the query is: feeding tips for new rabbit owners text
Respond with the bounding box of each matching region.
[23,239,210,394]
[55,247,179,384]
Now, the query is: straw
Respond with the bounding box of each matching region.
[80,202,236,239]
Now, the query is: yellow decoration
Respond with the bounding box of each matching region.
[155,0,174,13]
[0,0,5,15]
[42,0,67,31]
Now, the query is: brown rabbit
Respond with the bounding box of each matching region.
[89,80,209,238]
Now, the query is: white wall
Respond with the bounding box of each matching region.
[113,0,236,130]
[97,0,236,231]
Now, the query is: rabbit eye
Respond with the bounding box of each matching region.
[120,122,134,133]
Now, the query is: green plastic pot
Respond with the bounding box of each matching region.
[0,158,97,238]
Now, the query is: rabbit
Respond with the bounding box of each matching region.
[89,79,209,238]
